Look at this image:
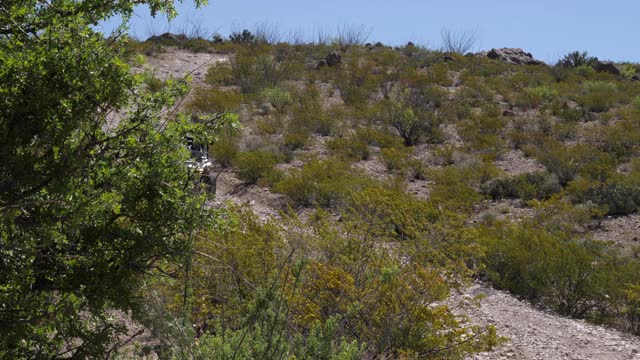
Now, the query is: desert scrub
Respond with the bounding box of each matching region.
[577,81,620,113]
[514,85,558,109]
[457,108,506,160]
[334,57,379,108]
[381,87,444,146]
[380,147,411,172]
[481,172,561,201]
[326,136,370,161]
[231,47,297,93]
[273,158,374,208]
[566,171,640,215]
[204,61,234,86]
[186,87,243,114]
[533,141,617,185]
[259,87,293,112]
[232,150,283,184]
[289,85,337,136]
[480,221,640,328]
[353,127,404,149]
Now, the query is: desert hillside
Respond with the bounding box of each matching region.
[122,34,640,359]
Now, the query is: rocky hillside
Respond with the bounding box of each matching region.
[128,36,640,358]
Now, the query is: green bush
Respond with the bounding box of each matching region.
[380,147,410,172]
[210,137,238,167]
[232,150,282,184]
[273,158,373,208]
[481,172,561,201]
[260,87,293,112]
[481,221,640,325]
[327,137,371,161]
[204,61,234,86]
[381,87,443,146]
[353,127,404,148]
[186,87,243,114]
[577,81,619,113]
[515,86,558,109]
[457,110,506,160]
[557,51,598,68]
[289,85,337,136]
[567,172,640,215]
[283,132,308,151]
[231,48,296,93]
[533,142,616,185]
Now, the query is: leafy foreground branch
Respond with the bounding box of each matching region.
[0,0,216,358]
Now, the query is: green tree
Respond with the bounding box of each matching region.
[0,1,224,357]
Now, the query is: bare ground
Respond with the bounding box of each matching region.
[458,284,640,360]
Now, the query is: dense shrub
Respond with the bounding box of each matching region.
[380,147,411,172]
[210,136,238,167]
[557,51,598,68]
[515,86,558,109]
[457,107,506,159]
[259,87,293,112]
[204,61,234,86]
[533,142,617,185]
[231,48,297,93]
[481,172,561,201]
[273,158,373,207]
[381,87,444,146]
[481,221,640,329]
[186,87,243,114]
[289,85,337,136]
[232,150,283,184]
[577,81,619,113]
[327,137,371,161]
[567,172,640,215]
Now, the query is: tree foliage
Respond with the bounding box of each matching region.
[0,0,220,357]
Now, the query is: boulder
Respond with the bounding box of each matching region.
[631,74,640,81]
[483,48,544,65]
[406,41,416,48]
[593,60,620,75]
[317,52,342,69]
[146,32,188,43]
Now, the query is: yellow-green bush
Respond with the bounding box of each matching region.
[186,87,243,114]
[232,150,283,184]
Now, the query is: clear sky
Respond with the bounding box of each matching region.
[97,0,640,63]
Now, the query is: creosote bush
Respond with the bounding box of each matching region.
[232,150,283,184]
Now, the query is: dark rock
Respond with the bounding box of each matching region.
[443,55,455,62]
[316,52,342,69]
[631,74,640,81]
[147,32,188,43]
[593,60,620,75]
[406,41,415,48]
[325,52,342,66]
[375,42,384,47]
[365,43,373,50]
[483,48,544,65]
[502,110,515,117]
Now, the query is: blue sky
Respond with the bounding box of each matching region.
[98,0,640,63]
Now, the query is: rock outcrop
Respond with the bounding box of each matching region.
[480,48,544,65]
[317,52,342,69]
[593,60,621,75]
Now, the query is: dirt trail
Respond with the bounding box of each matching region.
[460,284,640,360]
